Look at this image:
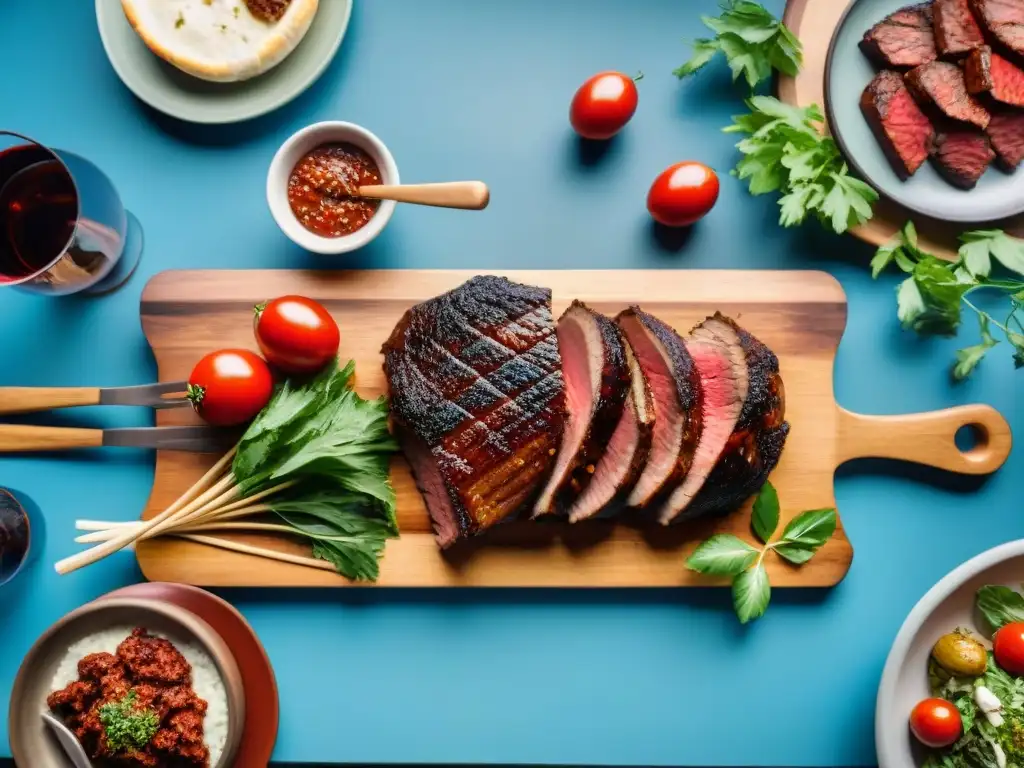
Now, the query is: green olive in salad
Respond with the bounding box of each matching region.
[933,631,989,678]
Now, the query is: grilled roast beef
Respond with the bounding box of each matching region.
[684,318,789,520]
[934,0,987,57]
[534,302,630,517]
[616,307,702,509]
[907,60,992,128]
[657,314,746,526]
[965,46,1024,105]
[930,126,996,187]
[382,276,566,548]
[987,109,1024,169]
[970,0,1024,60]
[861,70,936,178]
[568,335,655,523]
[861,3,938,68]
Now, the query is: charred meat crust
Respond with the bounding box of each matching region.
[906,61,992,129]
[861,70,935,179]
[382,276,566,548]
[860,2,938,68]
[683,319,789,520]
[965,45,996,92]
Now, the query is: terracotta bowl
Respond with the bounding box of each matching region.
[9,596,245,767]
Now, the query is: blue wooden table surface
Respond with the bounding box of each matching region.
[2,0,1021,764]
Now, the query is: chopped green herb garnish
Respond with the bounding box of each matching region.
[99,691,159,753]
[175,11,185,28]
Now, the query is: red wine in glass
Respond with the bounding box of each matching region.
[0,131,142,295]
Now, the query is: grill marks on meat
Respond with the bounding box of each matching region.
[686,318,790,519]
[987,109,1024,169]
[907,60,992,128]
[382,276,566,548]
[533,302,630,517]
[861,3,938,68]
[861,70,936,178]
[568,334,655,523]
[930,127,996,187]
[965,46,1024,105]
[934,0,987,57]
[658,314,746,526]
[970,0,1024,60]
[616,307,703,509]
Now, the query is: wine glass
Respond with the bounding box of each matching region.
[0,131,143,296]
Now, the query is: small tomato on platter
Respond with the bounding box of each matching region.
[994,622,1024,675]
[909,697,962,748]
[647,161,720,227]
[254,295,340,374]
[187,349,274,427]
[570,71,640,140]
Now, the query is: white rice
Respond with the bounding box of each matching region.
[49,625,228,766]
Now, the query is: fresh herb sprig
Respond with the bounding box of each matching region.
[686,482,837,624]
[675,0,803,90]
[99,690,159,753]
[977,585,1024,633]
[724,97,878,234]
[872,222,1024,380]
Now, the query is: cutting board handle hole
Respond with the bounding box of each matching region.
[955,424,990,457]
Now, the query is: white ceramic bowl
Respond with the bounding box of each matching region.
[267,121,399,254]
[876,540,1024,768]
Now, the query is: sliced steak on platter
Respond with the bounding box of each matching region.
[970,0,1024,60]
[657,314,746,526]
[567,331,655,523]
[861,3,938,68]
[906,60,992,128]
[533,301,630,518]
[382,276,566,548]
[965,45,1024,105]
[684,318,790,520]
[929,126,996,187]
[615,307,703,510]
[861,70,936,178]
[934,0,987,57]
[986,109,1024,169]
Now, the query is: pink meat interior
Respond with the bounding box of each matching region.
[568,390,639,522]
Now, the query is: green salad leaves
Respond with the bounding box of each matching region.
[686,482,837,624]
[675,0,803,90]
[725,97,878,234]
[872,222,1024,380]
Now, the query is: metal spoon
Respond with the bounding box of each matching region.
[42,711,92,768]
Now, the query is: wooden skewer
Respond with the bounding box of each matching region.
[174,534,338,572]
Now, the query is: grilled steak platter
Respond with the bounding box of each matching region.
[857,0,1024,192]
[135,269,1012,588]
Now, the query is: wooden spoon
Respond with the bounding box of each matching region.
[356,181,490,210]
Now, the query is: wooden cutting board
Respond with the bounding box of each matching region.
[136,270,1012,588]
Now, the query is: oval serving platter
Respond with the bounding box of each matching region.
[825,0,1024,223]
[95,0,352,124]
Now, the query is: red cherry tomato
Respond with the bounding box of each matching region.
[995,622,1024,675]
[647,161,720,227]
[570,71,640,140]
[909,698,962,748]
[254,296,340,374]
[187,349,274,427]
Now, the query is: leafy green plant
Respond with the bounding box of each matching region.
[675,0,803,90]
[871,222,1024,380]
[724,97,878,234]
[686,482,837,624]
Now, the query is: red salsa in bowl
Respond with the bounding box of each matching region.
[287,143,382,238]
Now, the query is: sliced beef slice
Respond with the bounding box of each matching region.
[861,3,938,68]
[965,46,1024,105]
[615,308,702,510]
[861,70,936,178]
[568,335,655,523]
[934,0,987,57]
[657,314,746,526]
[970,0,1024,60]
[987,109,1024,170]
[685,318,789,520]
[930,127,996,187]
[382,276,566,548]
[907,60,992,128]
[533,301,630,517]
